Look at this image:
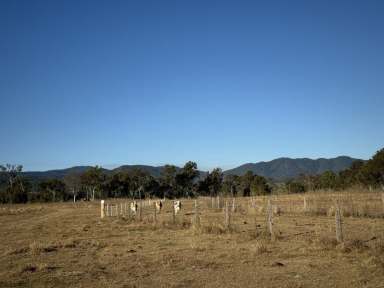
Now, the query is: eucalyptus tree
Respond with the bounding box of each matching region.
[80,166,106,200]
[0,164,27,203]
[64,172,82,202]
[175,161,199,198]
[206,168,223,197]
[160,165,178,198]
[39,179,67,202]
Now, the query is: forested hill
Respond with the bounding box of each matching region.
[21,156,360,182]
[22,165,205,180]
[22,165,167,180]
[224,156,360,180]
[22,166,94,180]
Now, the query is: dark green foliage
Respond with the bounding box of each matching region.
[0,182,29,203]
[159,165,177,198]
[286,180,306,194]
[80,166,106,200]
[319,171,338,190]
[103,171,132,198]
[94,161,198,200]
[250,174,272,195]
[283,148,384,191]
[221,174,241,196]
[199,168,223,197]
[0,164,29,203]
[240,171,271,196]
[38,179,68,202]
[196,170,270,197]
[102,169,159,199]
[358,149,384,188]
[63,172,82,201]
[338,160,365,188]
[174,161,199,198]
[9,185,28,203]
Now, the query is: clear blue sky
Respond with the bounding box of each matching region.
[0,0,383,171]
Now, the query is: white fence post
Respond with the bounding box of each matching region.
[100,200,105,219]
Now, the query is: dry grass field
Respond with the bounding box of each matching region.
[1,191,384,288]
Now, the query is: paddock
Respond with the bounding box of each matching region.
[0,190,384,287]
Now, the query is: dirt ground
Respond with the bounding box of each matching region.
[1,193,384,288]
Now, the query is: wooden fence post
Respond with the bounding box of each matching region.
[232,198,236,213]
[252,197,256,209]
[254,204,258,237]
[381,193,384,214]
[100,200,105,219]
[153,203,157,224]
[172,201,176,225]
[217,196,220,209]
[303,196,308,212]
[139,200,142,221]
[335,203,343,243]
[224,200,230,230]
[267,199,274,241]
[193,199,200,228]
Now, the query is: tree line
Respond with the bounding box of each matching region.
[284,148,384,193]
[0,161,271,204]
[0,148,383,204]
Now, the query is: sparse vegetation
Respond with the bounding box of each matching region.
[1,191,383,287]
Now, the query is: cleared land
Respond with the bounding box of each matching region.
[1,192,384,288]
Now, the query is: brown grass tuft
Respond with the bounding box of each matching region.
[317,236,338,250]
[201,221,227,234]
[29,241,45,255]
[373,239,384,253]
[251,240,268,255]
[339,239,367,253]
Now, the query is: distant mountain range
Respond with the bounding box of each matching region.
[21,156,361,182]
[224,156,360,180]
[22,165,169,180]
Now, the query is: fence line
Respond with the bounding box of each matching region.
[99,192,383,243]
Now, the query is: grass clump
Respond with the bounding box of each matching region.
[251,240,269,255]
[29,241,57,255]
